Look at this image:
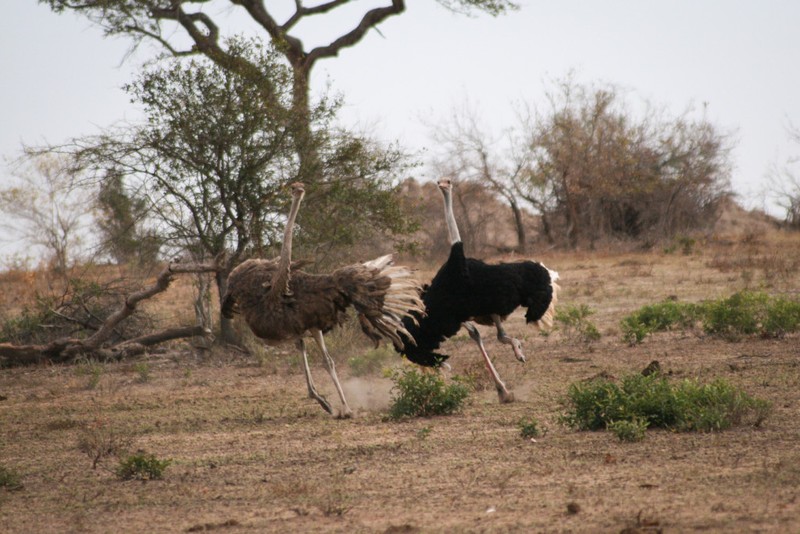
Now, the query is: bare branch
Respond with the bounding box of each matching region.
[283,0,351,31]
[0,259,222,366]
[70,260,220,354]
[307,1,405,64]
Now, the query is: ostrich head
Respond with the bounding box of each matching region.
[437,178,453,193]
[290,181,305,198]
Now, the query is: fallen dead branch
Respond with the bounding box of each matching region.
[0,260,220,367]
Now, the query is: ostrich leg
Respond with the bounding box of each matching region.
[492,314,526,362]
[311,329,353,419]
[463,322,515,403]
[297,338,333,414]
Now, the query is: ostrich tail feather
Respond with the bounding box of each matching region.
[530,267,560,330]
[355,255,425,349]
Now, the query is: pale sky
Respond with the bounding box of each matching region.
[2,1,800,259]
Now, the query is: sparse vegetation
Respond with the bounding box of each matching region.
[115,452,171,481]
[518,417,541,439]
[621,291,800,344]
[1,199,799,532]
[77,416,133,469]
[608,417,648,442]
[555,304,601,343]
[75,358,105,390]
[0,464,23,491]
[133,362,151,383]
[663,235,697,255]
[387,367,470,419]
[620,299,701,345]
[702,291,800,340]
[562,372,771,437]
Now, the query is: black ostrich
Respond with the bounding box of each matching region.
[398,178,560,402]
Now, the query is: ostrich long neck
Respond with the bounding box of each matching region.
[441,186,462,245]
[271,189,304,297]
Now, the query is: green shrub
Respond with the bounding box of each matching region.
[621,291,800,344]
[518,417,541,439]
[701,291,768,340]
[663,235,697,255]
[0,295,57,345]
[562,373,770,438]
[674,378,772,431]
[133,362,151,383]
[75,358,104,390]
[555,304,602,343]
[388,367,469,419]
[608,417,648,442]
[620,299,700,345]
[116,452,171,481]
[702,291,800,340]
[0,465,23,491]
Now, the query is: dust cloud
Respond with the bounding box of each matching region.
[342,376,395,412]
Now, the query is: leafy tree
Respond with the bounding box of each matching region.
[42,0,517,188]
[64,40,413,342]
[519,78,733,248]
[95,170,160,266]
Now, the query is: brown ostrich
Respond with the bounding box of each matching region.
[222,182,424,418]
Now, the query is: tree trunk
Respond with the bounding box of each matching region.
[509,198,527,253]
[290,64,323,186]
[216,269,240,345]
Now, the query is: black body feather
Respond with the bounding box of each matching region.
[399,242,555,367]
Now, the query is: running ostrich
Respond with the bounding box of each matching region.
[222,182,425,418]
[399,178,559,403]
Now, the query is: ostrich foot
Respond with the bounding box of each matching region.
[512,345,526,363]
[335,408,353,419]
[311,394,334,415]
[497,387,515,404]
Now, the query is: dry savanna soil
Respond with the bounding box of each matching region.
[1,232,800,533]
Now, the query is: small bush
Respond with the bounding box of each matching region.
[620,299,700,345]
[702,291,800,340]
[621,291,800,344]
[75,358,104,390]
[133,362,151,383]
[562,373,770,438]
[608,417,648,442]
[0,465,23,491]
[518,418,541,439]
[663,235,697,255]
[116,452,171,481]
[555,304,601,343]
[388,367,469,419]
[77,417,133,469]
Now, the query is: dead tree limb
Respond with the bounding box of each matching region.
[0,260,221,367]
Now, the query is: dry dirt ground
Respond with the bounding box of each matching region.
[2,233,800,533]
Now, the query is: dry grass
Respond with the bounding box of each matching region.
[1,230,800,532]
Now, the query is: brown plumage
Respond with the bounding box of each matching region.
[221,182,425,417]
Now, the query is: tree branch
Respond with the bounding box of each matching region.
[0,259,222,366]
[307,0,405,64]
